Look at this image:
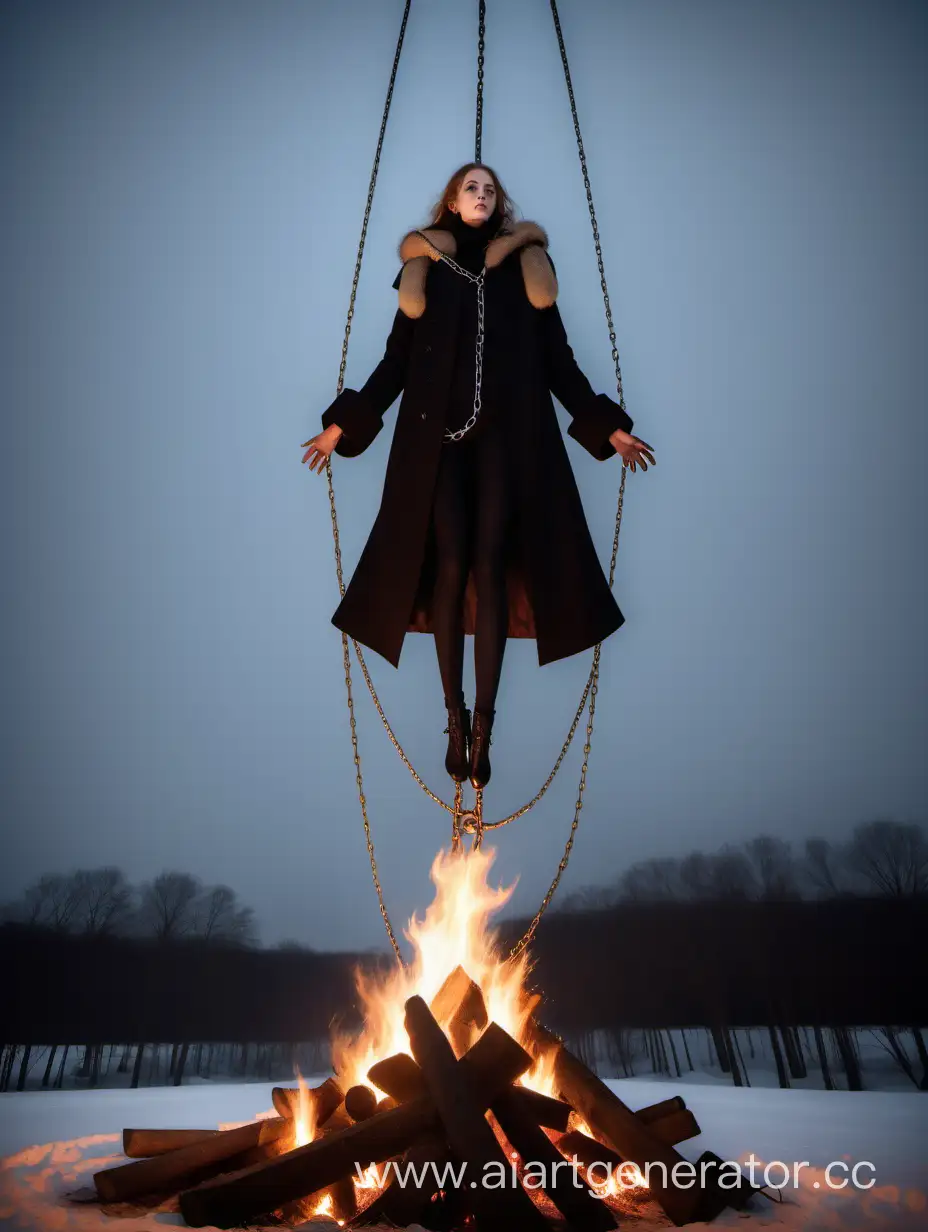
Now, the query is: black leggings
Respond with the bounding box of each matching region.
[430,425,511,714]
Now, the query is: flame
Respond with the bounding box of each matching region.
[332,846,545,1090]
[311,1192,333,1218]
[293,1071,316,1148]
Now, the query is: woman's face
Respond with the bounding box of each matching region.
[451,168,497,225]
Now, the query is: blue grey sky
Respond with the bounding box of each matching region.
[3,0,925,951]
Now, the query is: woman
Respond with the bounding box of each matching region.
[301,163,655,790]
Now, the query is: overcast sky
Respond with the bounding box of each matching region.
[2,0,925,952]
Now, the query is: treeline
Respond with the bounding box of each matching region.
[3,896,924,1042]
[561,820,928,908]
[1,868,260,945]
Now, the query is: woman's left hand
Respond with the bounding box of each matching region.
[608,428,656,472]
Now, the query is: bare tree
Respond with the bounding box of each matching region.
[708,846,758,899]
[845,820,928,897]
[21,873,86,931]
[678,852,715,900]
[616,856,682,901]
[804,838,844,897]
[139,871,201,940]
[745,836,800,900]
[72,868,134,935]
[194,885,258,946]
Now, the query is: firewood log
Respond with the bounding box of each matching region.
[271,1076,343,1127]
[179,1019,530,1230]
[352,1128,452,1228]
[491,1087,617,1231]
[550,1041,707,1225]
[122,1128,222,1158]
[94,1117,291,1203]
[636,1095,686,1124]
[369,1050,571,1130]
[430,964,489,1057]
[344,1084,379,1123]
[404,996,549,1232]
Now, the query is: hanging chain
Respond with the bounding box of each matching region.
[549,0,627,406]
[320,0,633,962]
[505,0,633,958]
[325,0,413,967]
[474,0,486,162]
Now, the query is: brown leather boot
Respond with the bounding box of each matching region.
[443,696,472,783]
[469,708,495,789]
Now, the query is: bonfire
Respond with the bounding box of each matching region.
[88,846,755,1229]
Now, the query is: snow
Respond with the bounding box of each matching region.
[1,1077,926,1230]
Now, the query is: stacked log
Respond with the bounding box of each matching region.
[88,983,757,1230]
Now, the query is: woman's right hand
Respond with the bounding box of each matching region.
[301,424,344,474]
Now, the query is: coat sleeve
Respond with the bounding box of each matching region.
[320,299,415,458]
[538,299,634,461]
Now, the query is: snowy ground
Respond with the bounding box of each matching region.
[1,1074,926,1231]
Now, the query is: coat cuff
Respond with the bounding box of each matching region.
[566,393,634,461]
[321,388,382,458]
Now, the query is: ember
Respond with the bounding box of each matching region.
[88,847,757,1228]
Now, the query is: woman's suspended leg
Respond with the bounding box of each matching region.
[430,443,472,708]
[472,424,511,716]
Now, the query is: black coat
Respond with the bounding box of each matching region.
[320,219,634,669]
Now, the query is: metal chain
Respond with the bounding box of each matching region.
[320,0,633,963]
[435,250,486,442]
[475,0,486,162]
[549,0,627,406]
[506,0,633,957]
[325,0,413,967]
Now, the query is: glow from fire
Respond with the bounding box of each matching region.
[293,1071,316,1148]
[311,1192,333,1218]
[332,846,544,1092]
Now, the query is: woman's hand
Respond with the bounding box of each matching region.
[301,424,344,474]
[608,428,656,473]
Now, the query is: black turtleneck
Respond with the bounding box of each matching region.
[442,210,504,441]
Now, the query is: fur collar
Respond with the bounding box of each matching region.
[396,220,557,318]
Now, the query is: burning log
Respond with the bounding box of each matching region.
[430,964,489,1057]
[122,1128,222,1158]
[556,1129,622,1175]
[510,1086,572,1133]
[547,1036,709,1226]
[344,1084,379,1123]
[491,1087,618,1231]
[375,1095,396,1114]
[367,1050,423,1101]
[329,1174,358,1223]
[404,995,549,1232]
[179,1019,531,1229]
[179,1095,436,1228]
[94,1117,291,1203]
[369,1049,572,1130]
[353,1128,451,1228]
[272,1076,343,1126]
